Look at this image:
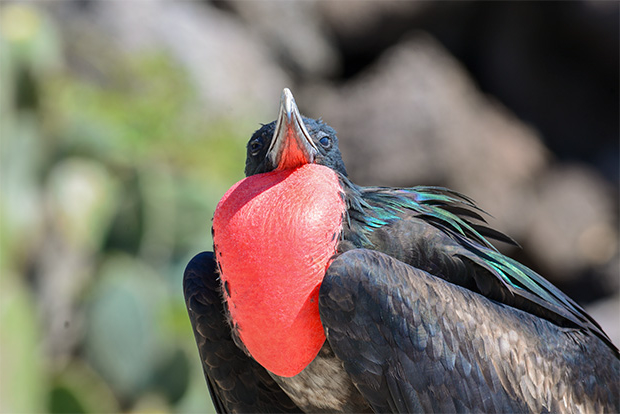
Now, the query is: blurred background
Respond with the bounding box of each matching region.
[0,1,618,413]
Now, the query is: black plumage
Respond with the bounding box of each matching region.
[321,249,618,413]
[184,89,619,413]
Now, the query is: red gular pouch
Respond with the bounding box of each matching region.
[213,163,345,377]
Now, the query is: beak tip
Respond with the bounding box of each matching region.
[281,88,296,118]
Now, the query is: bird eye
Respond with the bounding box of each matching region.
[249,139,263,156]
[319,136,331,148]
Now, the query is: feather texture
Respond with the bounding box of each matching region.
[341,178,618,353]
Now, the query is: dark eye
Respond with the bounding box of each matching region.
[249,139,263,156]
[319,136,331,148]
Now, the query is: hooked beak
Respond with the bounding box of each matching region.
[267,88,318,170]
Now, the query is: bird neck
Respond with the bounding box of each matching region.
[213,164,346,377]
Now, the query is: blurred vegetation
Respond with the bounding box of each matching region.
[0,4,251,413]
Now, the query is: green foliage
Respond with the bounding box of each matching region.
[0,3,250,413]
[0,273,46,413]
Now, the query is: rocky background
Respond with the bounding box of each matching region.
[1,1,618,413]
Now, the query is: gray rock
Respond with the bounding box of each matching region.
[525,165,618,283]
[586,295,620,349]
[228,0,339,79]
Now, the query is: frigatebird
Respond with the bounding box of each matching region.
[184,88,619,413]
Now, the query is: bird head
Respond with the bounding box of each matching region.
[244,88,348,177]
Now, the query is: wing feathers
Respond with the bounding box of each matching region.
[320,249,620,413]
[343,182,617,353]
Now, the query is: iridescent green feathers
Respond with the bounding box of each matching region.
[340,178,617,353]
